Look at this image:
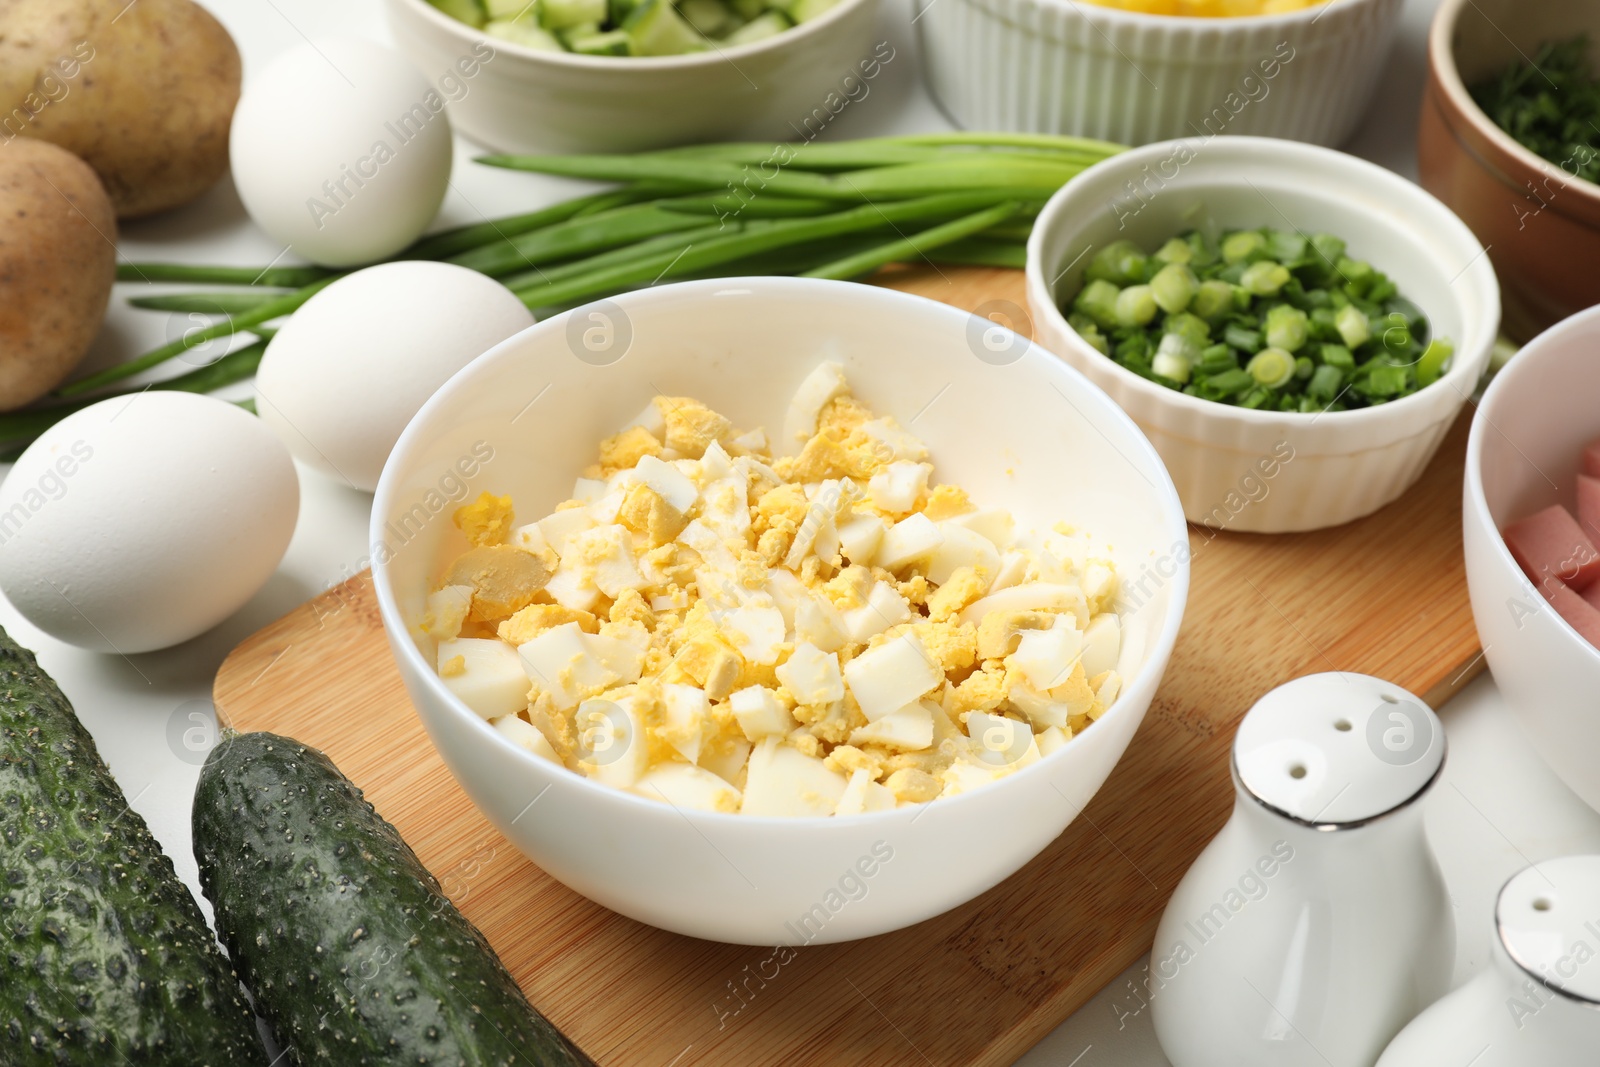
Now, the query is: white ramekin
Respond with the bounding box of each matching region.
[1025,136,1500,534]
[384,0,884,153]
[372,277,1189,943]
[916,0,1403,147]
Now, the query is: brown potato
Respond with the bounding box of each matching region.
[0,139,115,409]
[0,0,241,219]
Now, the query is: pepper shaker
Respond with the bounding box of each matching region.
[1150,672,1455,1067]
[1377,854,1600,1066]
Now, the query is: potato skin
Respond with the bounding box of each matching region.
[0,139,116,409]
[0,0,242,219]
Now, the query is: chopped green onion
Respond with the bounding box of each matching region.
[1085,240,1149,287]
[1240,260,1290,296]
[1247,347,1297,389]
[1074,279,1121,329]
[1114,285,1158,328]
[1264,304,1309,352]
[1224,324,1261,352]
[1416,338,1454,386]
[1150,263,1196,314]
[1154,237,1192,265]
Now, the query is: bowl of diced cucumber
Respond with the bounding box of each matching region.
[385,0,882,152]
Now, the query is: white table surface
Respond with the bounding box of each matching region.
[15,0,1600,1062]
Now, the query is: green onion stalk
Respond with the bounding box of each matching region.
[45,133,1123,448]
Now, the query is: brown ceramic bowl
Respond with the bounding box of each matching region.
[1419,0,1600,341]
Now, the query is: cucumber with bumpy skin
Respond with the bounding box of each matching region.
[192,731,594,1067]
[0,628,267,1066]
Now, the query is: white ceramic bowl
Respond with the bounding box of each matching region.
[383,0,883,154]
[1465,305,1600,816]
[1026,136,1500,533]
[915,0,1403,147]
[371,277,1189,944]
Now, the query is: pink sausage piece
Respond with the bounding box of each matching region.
[1502,504,1600,593]
[1549,583,1600,649]
[1579,475,1600,547]
[1584,438,1600,479]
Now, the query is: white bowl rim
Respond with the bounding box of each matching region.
[387,0,877,71]
[936,0,1379,29]
[1025,134,1501,433]
[1427,0,1600,205]
[371,276,1191,827]
[1465,302,1600,668]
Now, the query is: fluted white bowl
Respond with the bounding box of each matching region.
[916,0,1403,147]
[1026,136,1500,533]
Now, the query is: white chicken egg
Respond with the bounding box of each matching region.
[255,261,533,492]
[230,38,453,267]
[0,393,298,653]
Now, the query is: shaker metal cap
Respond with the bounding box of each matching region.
[1233,672,1445,828]
[1498,855,1600,1006]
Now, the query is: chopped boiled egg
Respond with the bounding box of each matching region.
[428,367,1126,815]
[776,642,845,705]
[925,523,1002,586]
[730,685,795,741]
[783,360,851,446]
[660,682,709,764]
[576,691,651,789]
[834,768,896,815]
[1082,614,1122,678]
[836,513,886,564]
[843,632,943,721]
[868,461,931,514]
[421,585,473,640]
[719,602,787,665]
[1009,623,1085,691]
[536,506,596,560]
[631,761,741,813]
[875,513,943,571]
[492,714,561,763]
[841,580,911,644]
[437,638,530,719]
[848,700,934,750]
[741,737,849,816]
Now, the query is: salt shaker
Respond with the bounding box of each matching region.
[1150,673,1455,1067]
[1377,854,1600,1066]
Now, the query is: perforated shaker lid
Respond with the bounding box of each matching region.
[1233,673,1445,828]
[1498,855,1600,1006]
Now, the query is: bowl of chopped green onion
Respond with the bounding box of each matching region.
[385,0,881,153]
[1026,136,1500,534]
[1420,0,1600,341]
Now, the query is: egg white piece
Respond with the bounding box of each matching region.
[230,38,454,267]
[255,261,533,492]
[0,393,298,653]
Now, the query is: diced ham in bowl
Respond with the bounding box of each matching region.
[1500,435,1600,648]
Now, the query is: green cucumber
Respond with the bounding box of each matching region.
[569,28,632,54]
[789,0,838,22]
[484,0,534,17]
[722,9,789,44]
[624,0,707,54]
[680,0,735,36]
[428,0,490,27]
[0,629,267,1066]
[193,731,594,1067]
[485,17,566,49]
[540,0,608,31]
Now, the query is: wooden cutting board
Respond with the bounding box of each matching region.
[214,266,1485,1067]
